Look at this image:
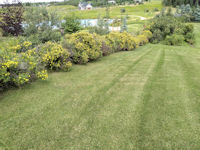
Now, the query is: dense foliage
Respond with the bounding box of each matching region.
[163,0,200,6]
[105,32,137,52]
[164,34,185,45]
[0,41,48,91]
[1,28,152,91]
[0,41,73,91]
[55,0,79,6]
[24,7,61,45]
[56,0,140,7]
[62,30,152,62]
[175,4,200,22]
[88,18,109,35]
[0,3,24,36]
[38,42,72,71]
[62,14,82,34]
[146,14,195,45]
[63,32,102,64]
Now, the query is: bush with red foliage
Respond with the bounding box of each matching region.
[0,2,24,36]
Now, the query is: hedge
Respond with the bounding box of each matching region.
[1,30,152,91]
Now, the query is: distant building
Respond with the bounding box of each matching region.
[108,0,116,4]
[78,2,93,10]
[134,0,143,3]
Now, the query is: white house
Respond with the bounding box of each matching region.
[78,2,92,10]
[134,0,143,3]
[86,3,92,10]
[108,0,116,4]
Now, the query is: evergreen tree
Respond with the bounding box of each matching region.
[163,0,199,6]
[194,6,200,21]
[121,15,128,32]
[189,0,193,6]
[106,5,110,19]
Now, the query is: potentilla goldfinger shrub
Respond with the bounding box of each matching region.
[137,34,149,46]
[11,41,32,53]
[64,31,102,64]
[105,32,137,52]
[38,42,72,71]
[99,35,114,56]
[0,43,48,90]
[132,37,140,48]
[142,30,153,40]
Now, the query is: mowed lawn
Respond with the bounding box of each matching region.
[1,24,200,149]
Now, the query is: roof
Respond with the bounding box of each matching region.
[79,2,88,7]
[79,2,92,8]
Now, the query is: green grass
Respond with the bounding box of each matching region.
[48,0,162,19]
[47,0,162,33]
[1,23,200,149]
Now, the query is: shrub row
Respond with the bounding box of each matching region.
[1,31,152,91]
[63,32,102,64]
[0,42,71,91]
[62,31,152,64]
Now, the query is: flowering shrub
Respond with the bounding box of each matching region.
[36,70,48,80]
[64,31,102,64]
[100,36,114,56]
[1,29,151,91]
[38,42,72,71]
[0,43,48,90]
[137,34,149,46]
[132,37,140,48]
[105,32,137,52]
[10,41,32,53]
[142,30,153,39]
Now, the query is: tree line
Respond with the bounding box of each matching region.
[57,0,147,7]
[163,0,200,6]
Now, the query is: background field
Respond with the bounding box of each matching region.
[48,1,162,19]
[47,0,162,32]
[1,23,200,149]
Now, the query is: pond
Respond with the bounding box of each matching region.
[22,19,120,31]
[80,19,114,27]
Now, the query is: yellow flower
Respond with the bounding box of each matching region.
[23,41,32,48]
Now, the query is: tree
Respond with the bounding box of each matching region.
[24,7,61,44]
[0,2,24,36]
[194,6,200,21]
[106,5,110,19]
[62,14,82,34]
[162,0,200,6]
[121,15,128,32]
